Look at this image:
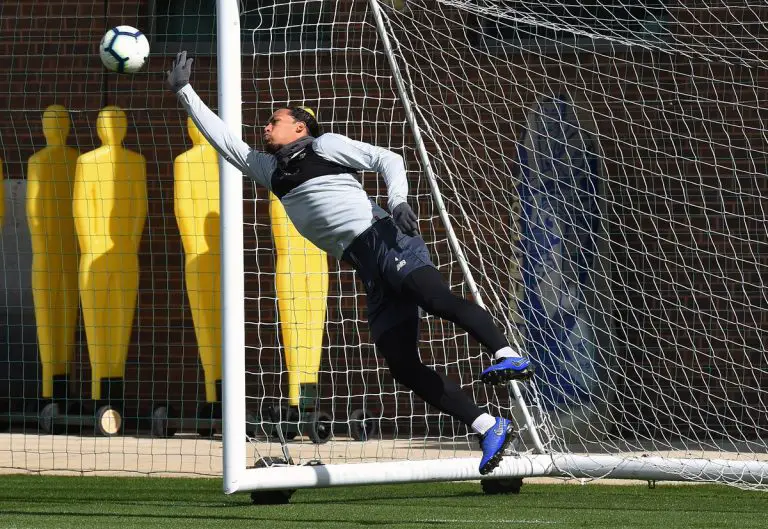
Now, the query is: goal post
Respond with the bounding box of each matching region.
[220,0,768,493]
[219,0,551,493]
[217,0,247,493]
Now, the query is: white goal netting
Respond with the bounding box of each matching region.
[1,0,766,489]
[239,0,767,488]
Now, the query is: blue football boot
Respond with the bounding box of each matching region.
[479,417,514,475]
[480,356,535,385]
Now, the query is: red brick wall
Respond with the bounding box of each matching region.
[388,3,768,437]
[0,0,406,420]
[1,1,766,437]
[0,0,210,412]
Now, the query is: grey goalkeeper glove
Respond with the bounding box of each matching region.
[392,202,419,236]
[166,50,193,93]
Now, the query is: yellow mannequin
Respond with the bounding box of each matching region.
[270,193,329,408]
[26,105,80,400]
[73,106,146,401]
[174,117,221,404]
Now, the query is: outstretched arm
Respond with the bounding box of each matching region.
[167,51,276,189]
[314,133,419,234]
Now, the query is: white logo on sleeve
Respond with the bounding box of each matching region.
[395,257,407,272]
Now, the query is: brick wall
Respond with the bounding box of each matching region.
[0,1,766,437]
[389,2,768,437]
[0,0,402,420]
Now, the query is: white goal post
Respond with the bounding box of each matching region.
[218,0,248,489]
[219,0,768,494]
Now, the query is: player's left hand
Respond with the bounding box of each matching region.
[392,202,419,236]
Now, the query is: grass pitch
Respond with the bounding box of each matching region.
[1,474,766,528]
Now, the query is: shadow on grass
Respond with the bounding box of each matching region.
[0,494,233,509]
[291,490,483,505]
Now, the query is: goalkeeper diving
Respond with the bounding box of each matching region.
[167,52,534,475]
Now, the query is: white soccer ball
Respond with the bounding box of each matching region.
[99,26,150,74]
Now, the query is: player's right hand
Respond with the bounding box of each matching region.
[392,202,419,236]
[166,51,193,93]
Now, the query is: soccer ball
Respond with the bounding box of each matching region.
[99,26,150,74]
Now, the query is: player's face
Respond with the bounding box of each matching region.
[263,109,305,153]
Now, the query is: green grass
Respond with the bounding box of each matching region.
[0,474,766,529]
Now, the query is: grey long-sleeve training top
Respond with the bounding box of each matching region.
[177,84,409,259]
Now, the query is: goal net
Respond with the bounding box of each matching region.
[0,0,765,491]
[227,0,768,491]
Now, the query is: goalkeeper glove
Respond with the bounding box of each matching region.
[392,202,419,236]
[166,51,193,93]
